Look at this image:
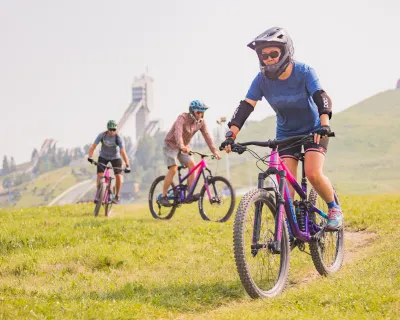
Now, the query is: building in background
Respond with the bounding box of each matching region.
[117,73,162,156]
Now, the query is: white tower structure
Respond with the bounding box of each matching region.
[117,73,162,156]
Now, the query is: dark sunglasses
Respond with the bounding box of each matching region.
[260,51,281,60]
[108,128,116,132]
[195,111,204,115]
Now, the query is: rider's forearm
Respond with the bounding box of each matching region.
[121,150,130,167]
[227,99,256,131]
[229,125,240,136]
[200,123,217,154]
[88,144,97,158]
[320,114,330,126]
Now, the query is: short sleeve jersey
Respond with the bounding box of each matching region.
[246,61,323,139]
[94,132,125,160]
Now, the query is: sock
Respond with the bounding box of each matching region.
[327,200,340,209]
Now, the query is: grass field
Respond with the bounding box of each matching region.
[0,194,399,319]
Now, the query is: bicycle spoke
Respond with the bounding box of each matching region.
[309,188,344,275]
[243,200,280,291]
[148,176,177,220]
[199,176,235,222]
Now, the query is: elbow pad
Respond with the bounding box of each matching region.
[313,90,332,119]
[227,100,254,129]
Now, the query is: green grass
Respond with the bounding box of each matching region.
[0,194,399,319]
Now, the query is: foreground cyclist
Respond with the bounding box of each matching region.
[159,100,221,206]
[221,27,343,230]
[87,120,131,204]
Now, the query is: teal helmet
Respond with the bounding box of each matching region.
[189,100,208,123]
[107,120,118,130]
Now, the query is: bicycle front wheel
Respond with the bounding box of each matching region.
[148,176,177,220]
[199,176,235,222]
[105,185,116,217]
[94,182,106,217]
[309,187,344,275]
[234,189,290,298]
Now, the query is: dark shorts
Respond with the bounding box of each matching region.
[278,138,329,160]
[97,157,123,174]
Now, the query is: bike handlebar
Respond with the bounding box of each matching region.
[180,150,217,159]
[91,160,130,173]
[219,132,335,153]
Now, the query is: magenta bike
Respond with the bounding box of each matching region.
[225,132,344,298]
[91,161,129,217]
[148,151,235,222]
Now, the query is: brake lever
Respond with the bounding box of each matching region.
[232,145,246,155]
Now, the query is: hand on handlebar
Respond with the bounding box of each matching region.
[88,157,94,164]
[180,146,190,154]
[124,167,131,173]
[314,125,331,144]
[219,137,235,153]
[213,151,222,160]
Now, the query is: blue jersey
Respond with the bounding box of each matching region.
[94,132,125,160]
[246,61,323,139]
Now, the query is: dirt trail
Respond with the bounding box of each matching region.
[295,230,377,285]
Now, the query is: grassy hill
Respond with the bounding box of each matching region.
[2,89,399,208]
[0,195,398,318]
[0,162,94,208]
[216,89,400,194]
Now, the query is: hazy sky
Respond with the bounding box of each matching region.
[1,0,399,164]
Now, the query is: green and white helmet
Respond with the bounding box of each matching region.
[107,120,118,130]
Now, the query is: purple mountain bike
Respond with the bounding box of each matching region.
[148,151,235,222]
[224,132,344,298]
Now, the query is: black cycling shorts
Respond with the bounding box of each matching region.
[97,157,123,174]
[278,138,329,160]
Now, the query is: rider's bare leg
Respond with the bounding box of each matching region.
[162,165,178,196]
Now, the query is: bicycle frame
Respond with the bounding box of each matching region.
[256,149,329,250]
[94,167,113,204]
[174,157,214,202]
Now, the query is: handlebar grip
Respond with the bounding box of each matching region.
[328,132,335,137]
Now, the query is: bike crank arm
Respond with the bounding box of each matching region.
[251,240,281,255]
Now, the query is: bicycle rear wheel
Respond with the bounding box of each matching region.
[94,182,106,217]
[309,188,344,275]
[234,189,290,298]
[148,175,177,220]
[199,176,236,222]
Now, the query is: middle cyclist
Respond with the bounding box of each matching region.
[159,100,221,207]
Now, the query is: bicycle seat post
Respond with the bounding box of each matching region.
[295,152,307,190]
[177,166,184,181]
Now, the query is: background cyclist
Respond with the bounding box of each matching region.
[87,120,131,204]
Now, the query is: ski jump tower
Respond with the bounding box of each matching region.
[117,74,161,155]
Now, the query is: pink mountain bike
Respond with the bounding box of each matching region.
[91,161,129,217]
[148,151,236,222]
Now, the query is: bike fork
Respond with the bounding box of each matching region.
[268,170,286,254]
[250,173,268,256]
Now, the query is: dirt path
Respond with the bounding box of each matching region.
[295,230,378,285]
